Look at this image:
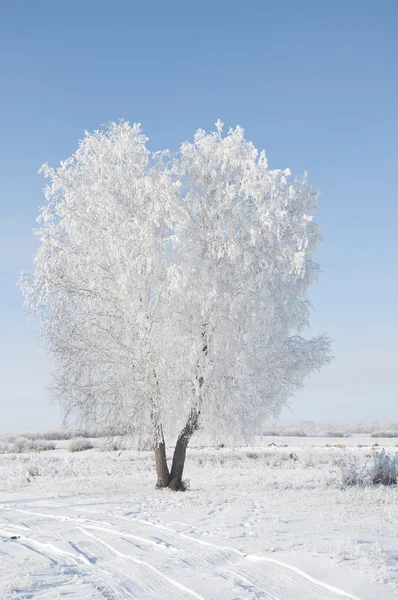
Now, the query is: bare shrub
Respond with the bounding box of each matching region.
[341,450,398,486]
[340,455,366,485]
[370,450,398,485]
[68,438,95,453]
[265,452,300,467]
[27,464,40,478]
[12,438,29,453]
[246,452,259,459]
[106,441,124,452]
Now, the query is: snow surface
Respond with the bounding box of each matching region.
[0,435,397,599]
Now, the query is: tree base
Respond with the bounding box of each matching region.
[154,408,199,492]
[167,477,188,491]
[155,477,188,492]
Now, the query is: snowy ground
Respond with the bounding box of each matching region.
[0,435,397,599]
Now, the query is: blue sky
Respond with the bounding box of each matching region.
[1,0,397,433]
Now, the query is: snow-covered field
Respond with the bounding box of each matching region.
[0,435,397,599]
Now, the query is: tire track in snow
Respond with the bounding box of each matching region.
[110,513,363,600]
[0,525,169,600]
[80,526,206,600]
[0,505,361,600]
[0,510,204,600]
[0,506,176,554]
[0,526,136,600]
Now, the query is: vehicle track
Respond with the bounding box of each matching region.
[0,514,204,599]
[0,504,362,600]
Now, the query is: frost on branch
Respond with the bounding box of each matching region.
[20,120,332,487]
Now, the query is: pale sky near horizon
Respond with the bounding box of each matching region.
[1,1,397,433]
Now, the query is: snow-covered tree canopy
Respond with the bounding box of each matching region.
[20,120,331,488]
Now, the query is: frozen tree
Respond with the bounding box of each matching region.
[20,120,331,491]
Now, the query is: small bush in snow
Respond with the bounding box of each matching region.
[13,438,30,453]
[265,452,300,467]
[105,441,124,452]
[341,450,398,486]
[27,464,40,478]
[370,450,398,485]
[246,452,259,459]
[340,455,366,485]
[68,438,94,452]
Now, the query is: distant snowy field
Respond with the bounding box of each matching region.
[0,433,397,599]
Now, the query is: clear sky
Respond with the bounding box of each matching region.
[1,0,397,433]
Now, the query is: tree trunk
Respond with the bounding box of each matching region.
[168,435,189,491]
[154,425,170,489]
[155,327,205,491]
[168,407,200,491]
[167,328,206,491]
